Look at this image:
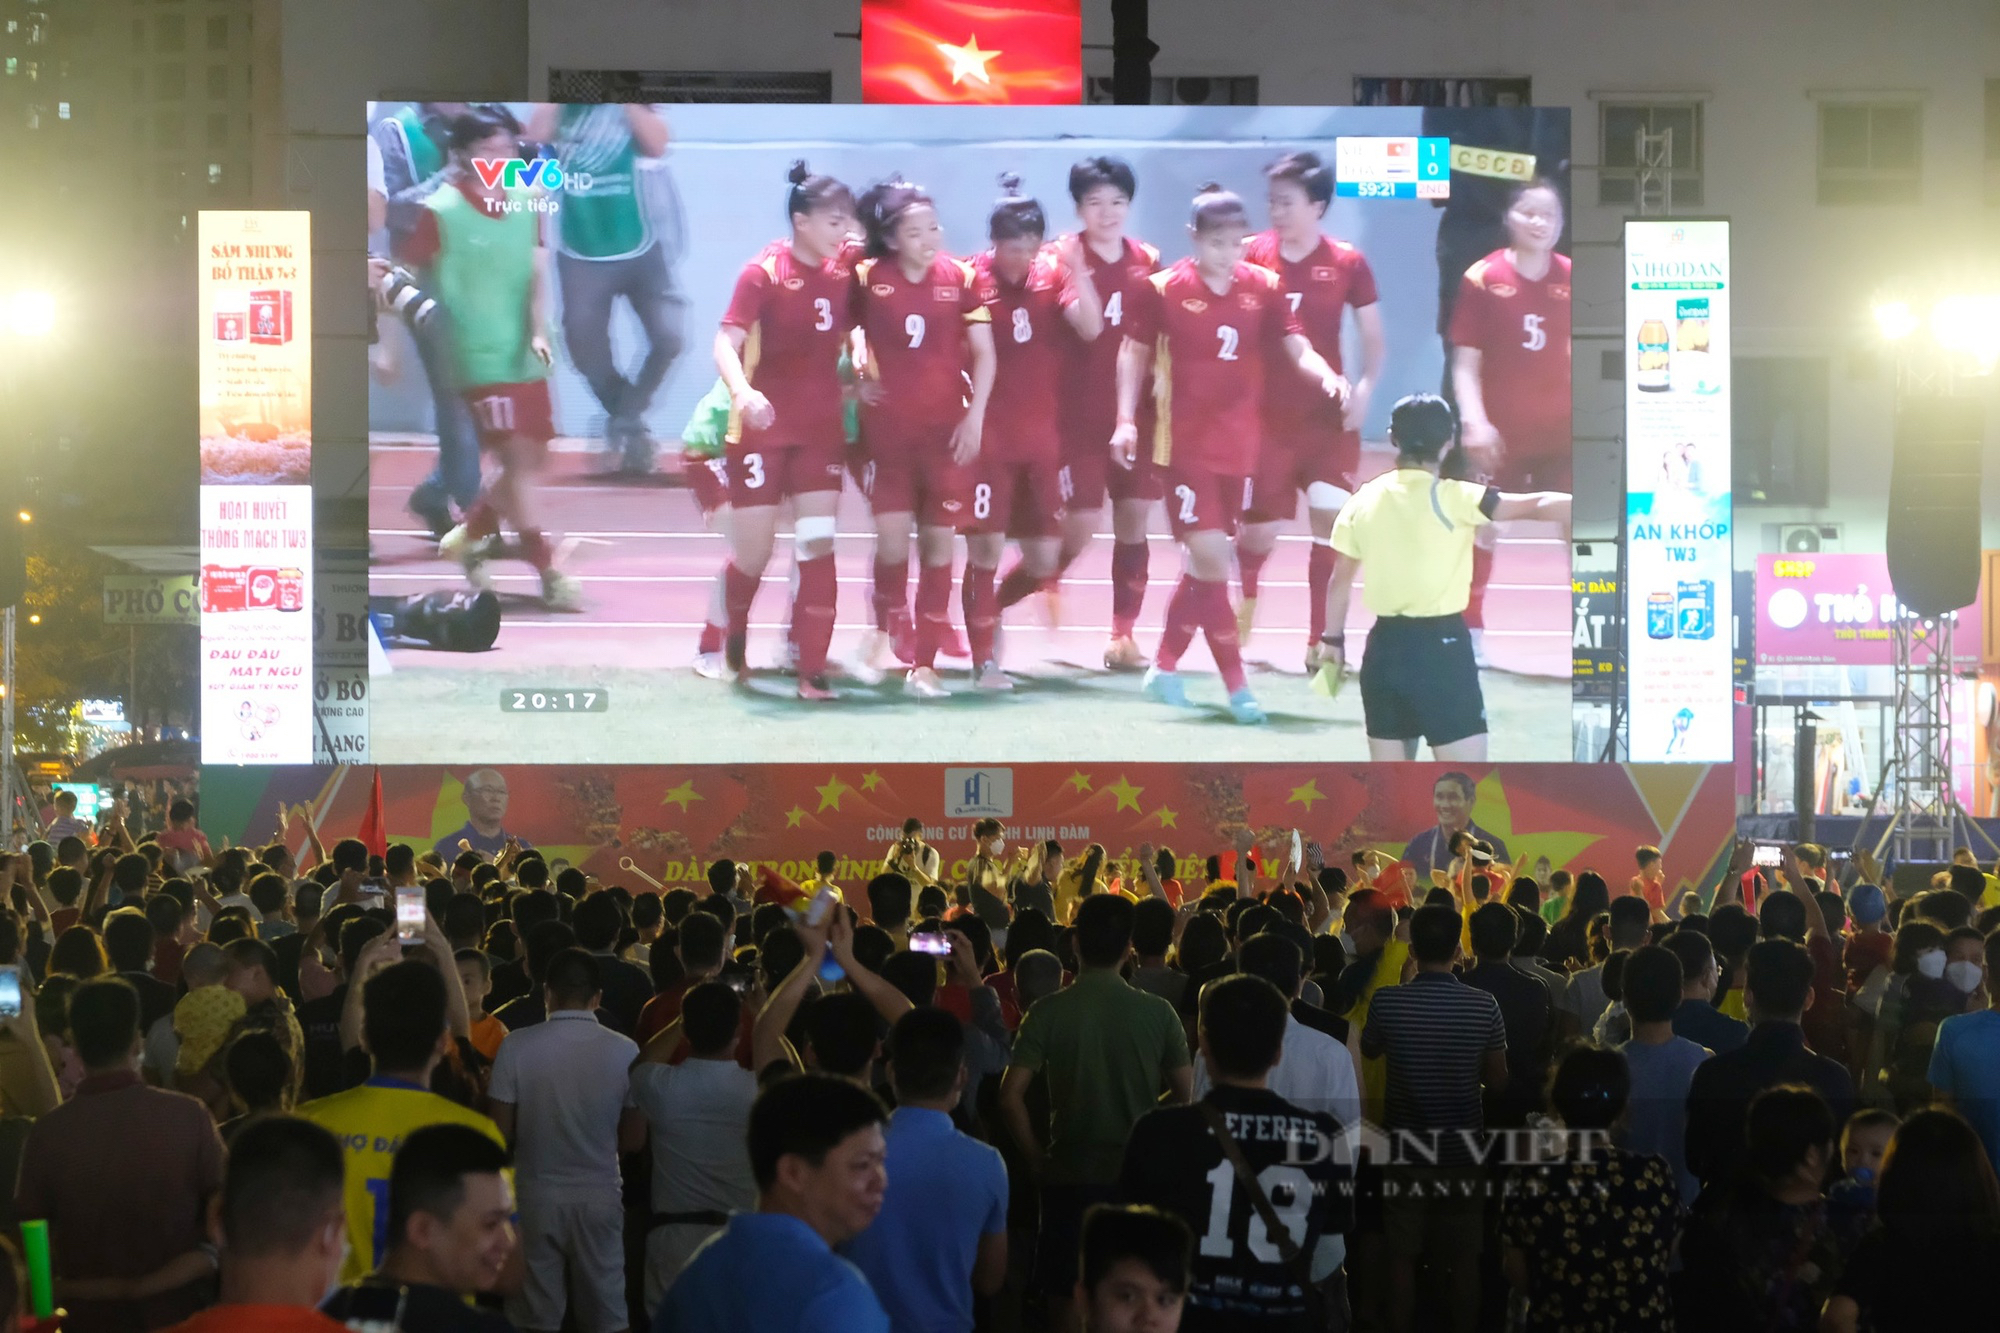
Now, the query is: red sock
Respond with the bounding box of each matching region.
[793,554,837,679]
[519,529,553,573]
[1466,544,1494,631]
[1201,580,1248,693]
[697,622,724,654]
[963,564,999,665]
[996,559,1044,611]
[1155,575,1201,673]
[724,561,761,640]
[1308,541,1336,643]
[915,564,953,669]
[873,558,909,633]
[1111,541,1149,638]
[1237,545,1270,602]
[463,499,501,541]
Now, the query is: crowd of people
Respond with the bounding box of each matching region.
[0,800,1997,1333]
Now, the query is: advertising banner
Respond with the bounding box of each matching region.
[861,0,1082,104]
[1571,541,1619,702]
[198,210,313,764]
[1755,552,1982,667]
[102,574,200,626]
[1623,220,1732,762]
[207,761,1739,905]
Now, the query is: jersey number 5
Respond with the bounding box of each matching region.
[1200,1160,1314,1262]
[1521,313,1546,352]
[1216,325,1240,361]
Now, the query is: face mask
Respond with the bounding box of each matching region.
[988,840,1005,858]
[1946,960,1984,994]
[1916,948,1947,980]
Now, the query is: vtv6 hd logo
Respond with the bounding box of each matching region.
[470,158,594,193]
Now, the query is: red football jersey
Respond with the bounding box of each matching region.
[1125,258,1304,474]
[1243,230,1378,424]
[719,242,855,446]
[974,247,1079,462]
[1447,249,1573,450]
[1059,235,1161,454]
[850,253,991,429]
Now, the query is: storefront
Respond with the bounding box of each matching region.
[1750,552,1986,817]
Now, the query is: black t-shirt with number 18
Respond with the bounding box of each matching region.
[1118,1085,1353,1332]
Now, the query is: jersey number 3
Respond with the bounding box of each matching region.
[813,297,834,332]
[1201,1160,1313,1262]
[1521,313,1546,352]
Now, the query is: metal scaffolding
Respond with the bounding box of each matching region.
[1860,613,1995,867]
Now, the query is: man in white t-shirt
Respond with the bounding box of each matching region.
[630,980,759,1314]
[1193,932,1361,1131]
[490,948,645,1333]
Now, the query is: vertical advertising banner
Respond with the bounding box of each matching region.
[861,0,1082,104]
[1623,220,1731,762]
[198,211,314,764]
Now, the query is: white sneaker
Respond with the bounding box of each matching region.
[850,630,896,686]
[438,524,493,591]
[975,661,1013,691]
[905,666,947,699]
[540,568,584,612]
[693,652,727,681]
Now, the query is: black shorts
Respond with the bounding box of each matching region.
[1358,613,1487,746]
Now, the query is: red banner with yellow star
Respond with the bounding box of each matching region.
[862,0,1082,105]
[214,762,1737,903]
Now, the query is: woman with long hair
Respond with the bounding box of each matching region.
[1115,182,1345,724]
[849,176,997,697]
[1241,150,1385,670]
[1822,1108,2000,1331]
[1544,869,1610,972]
[711,161,858,699]
[965,174,1103,688]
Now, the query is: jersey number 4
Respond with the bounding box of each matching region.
[1105,291,1123,326]
[1201,1160,1314,1262]
[1521,313,1546,352]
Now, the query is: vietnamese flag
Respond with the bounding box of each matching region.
[862,0,1082,105]
[357,767,388,859]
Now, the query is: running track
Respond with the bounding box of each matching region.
[368,437,1571,678]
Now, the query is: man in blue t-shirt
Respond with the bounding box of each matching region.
[844,1009,1008,1333]
[653,1074,890,1333]
[1929,930,2000,1171]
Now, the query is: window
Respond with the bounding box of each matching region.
[207,162,222,186]
[1600,102,1703,206]
[206,15,228,50]
[1084,75,1259,106]
[207,64,226,98]
[156,63,185,98]
[1354,76,1531,107]
[56,101,67,120]
[547,68,834,103]
[1732,357,1830,506]
[156,14,184,52]
[3,58,14,77]
[206,111,226,146]
[1817,100,1920,204]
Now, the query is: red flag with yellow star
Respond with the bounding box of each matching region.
[862,0,1082,105]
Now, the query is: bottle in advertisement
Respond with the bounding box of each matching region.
[1636,316,1672,392]
[1673,297,1716,395]
[276,567,305,611]
[1675,579,1715,640]
[1646,591,1675,639]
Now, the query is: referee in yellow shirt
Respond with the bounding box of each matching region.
[1319,394,1569,760]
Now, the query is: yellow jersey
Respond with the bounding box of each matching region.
[1347,937,1411,1125]
[1330,467,1494,618]
[298,1077,507,1282]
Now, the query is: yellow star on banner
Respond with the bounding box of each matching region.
[1107,775,1144,812]
[660,780,703,812]
[1154,807,1179,829]
[1469,772,1603,875]
[936,34,1000,86]
[1287,779,1326,812]
[860,772,885,793]
[1066,771,1094,793]
[785,806,807,829]
[816,774,855,812]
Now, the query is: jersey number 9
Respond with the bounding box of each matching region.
[905,313,927,348]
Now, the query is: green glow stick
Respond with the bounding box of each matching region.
[19,1218,53,1318]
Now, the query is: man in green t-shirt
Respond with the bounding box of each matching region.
[395,109,580,612]
[524,102,684,474]
[999,894,1192,1333]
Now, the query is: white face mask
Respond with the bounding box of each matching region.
[988,839,1005,858]
[1946,960,1984,994]
[1916,948,1947,980]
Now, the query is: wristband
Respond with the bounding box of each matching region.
[1320,633,1346,647]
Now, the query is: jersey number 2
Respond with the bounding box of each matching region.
[1216,325,1240,361]
[1521,313,1546,351]
[1200,1160,1314,1262]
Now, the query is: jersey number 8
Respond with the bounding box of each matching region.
[973,483,992,519]
[1011,307,1032,343]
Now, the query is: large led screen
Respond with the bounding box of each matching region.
[365,104,1574,764]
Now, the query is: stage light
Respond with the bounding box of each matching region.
[1927,293,2000,372]
[25,614,38,625]
[2,290,55,338]
[1872,300,1918,341]
[15,510,29,524]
